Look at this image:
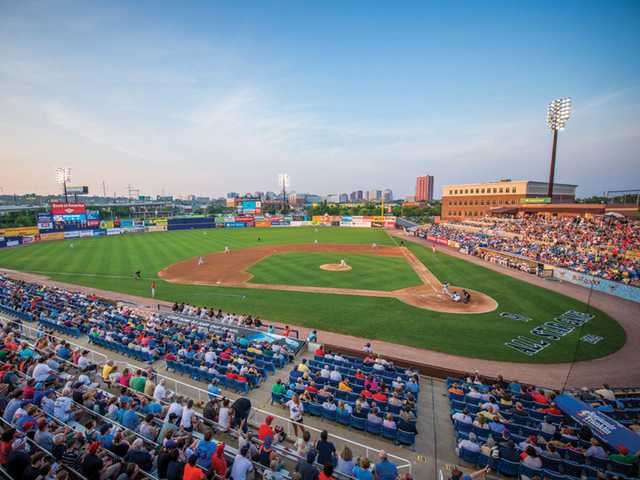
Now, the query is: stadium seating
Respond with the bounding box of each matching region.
[447,375,640,479]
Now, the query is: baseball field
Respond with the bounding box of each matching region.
[0,227,625,363]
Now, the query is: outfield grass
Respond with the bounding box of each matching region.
[0,227,626,363]
[248,252,422,291]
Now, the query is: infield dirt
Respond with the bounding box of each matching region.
[158,243,497,313]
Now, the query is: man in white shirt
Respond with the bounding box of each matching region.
[585,439,608,460]
[77,352,91,371]
[456,433,481,455]
[320,365,331,379]
[205,350,217,364]
[329,369,342,382]
[467,387,482,399]
[452,409,473,424]
[153,380,167,401]
[481,398,499,411]
[180,399,196,431]
[230,445,253,480]
[165,399,183,423]
[33,361,54,383]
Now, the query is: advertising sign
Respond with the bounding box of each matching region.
[556,395,640,454]
[520,197,551,204]
[0,226,39,236]
[64,231,81,239]
[237,200,261,215]
[66,185,89,195]
[37,214,54,232]
[553,267,640,303]
[50,203,86,215]
[41,232,65,241]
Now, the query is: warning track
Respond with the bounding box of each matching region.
[158,244,497,314]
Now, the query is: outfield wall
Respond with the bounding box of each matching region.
[0,214,396,250]
[553,267,640,304]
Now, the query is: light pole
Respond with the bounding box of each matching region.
[55,168,71,203]
[546,97,571,200]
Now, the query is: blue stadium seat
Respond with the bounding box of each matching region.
[458,448,479,467]
[396,429,416,447]
[350,415,365,430]
[497,459,520,477]
[381,426,397,441]
[365,421,381,436]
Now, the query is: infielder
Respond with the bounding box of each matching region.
[224,246,230,253]
[197,256,204,266]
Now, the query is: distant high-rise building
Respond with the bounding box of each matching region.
[383,189,393,201]
[227,192,239,199]
[356,190,364,201]
[339,193,349,203]
[375,190,383,200]
[415,175,434,202]
[349,191,357,202]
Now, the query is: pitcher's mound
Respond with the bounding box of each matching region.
[320,263,352,272]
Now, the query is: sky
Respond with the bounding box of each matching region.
[1,1,639,199]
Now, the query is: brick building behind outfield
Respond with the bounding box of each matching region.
[441,179,576,220]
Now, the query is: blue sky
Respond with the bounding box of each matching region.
[1,1,639,198]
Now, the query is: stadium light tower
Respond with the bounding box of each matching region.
[546,97,571,199]
[55,167,72,203]
[278,173,290,211]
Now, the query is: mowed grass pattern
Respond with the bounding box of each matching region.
[0,227,626,363]
[248,252,422,291]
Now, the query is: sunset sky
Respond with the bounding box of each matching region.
[1,1,639,198]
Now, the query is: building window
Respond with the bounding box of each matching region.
[493,188,497,193]
[449,190,452,195]
[511,187,516,193]
[499,188,503,193]
[481,188,485,193]
[465,189,468,194]
[475,188,479,193]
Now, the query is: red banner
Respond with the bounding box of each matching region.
[50,203,86,215]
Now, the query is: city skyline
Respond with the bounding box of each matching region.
[2,1,639,198]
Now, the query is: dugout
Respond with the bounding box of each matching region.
[477,247,553,278]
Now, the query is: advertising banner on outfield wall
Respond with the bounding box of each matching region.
[41,232,65,241]
[106,228,122,236]
[0,226,39,236]
[553,267,640,303]
[63,231,81,239]
[0,236,24,248]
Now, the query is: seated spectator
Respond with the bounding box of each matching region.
[457,432,481,455]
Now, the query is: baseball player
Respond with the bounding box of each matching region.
[224,246,230,253]
[197,256,204,266]
[150,281,156,298]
